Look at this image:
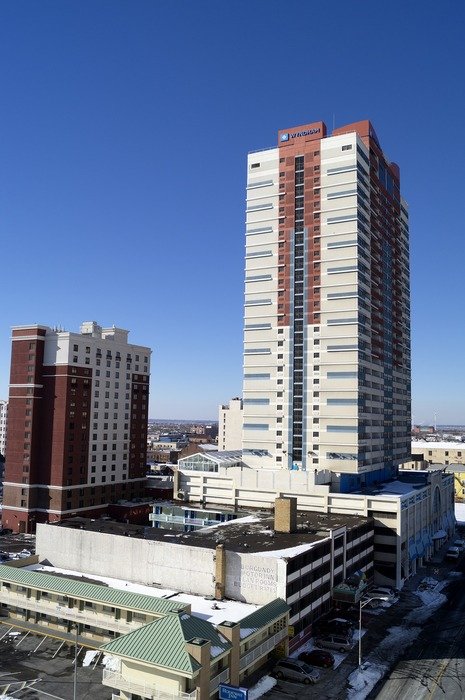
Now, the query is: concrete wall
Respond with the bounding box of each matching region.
[36,525,216,596]
[35,524,289,605]
[224,551,287,605]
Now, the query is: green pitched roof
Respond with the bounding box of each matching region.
[101,611,231,674]
[0,564,187,616]
[239,598,289,638]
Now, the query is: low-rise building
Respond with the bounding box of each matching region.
[409,440,465,466]
[175,454,455,588]
[101,599,289,700]
[444,465,465,502]
[0,563,289,700]
[149,502,242,531]
[0,562,187,646]
[35,499,374,651]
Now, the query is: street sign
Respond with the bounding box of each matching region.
[219,684,249,700]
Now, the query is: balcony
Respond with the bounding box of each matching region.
[103,670,197,700]
[0,592,140,635]
[210,668,229,693]
[240,627,288,671]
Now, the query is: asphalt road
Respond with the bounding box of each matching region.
[372,560,465,700]
[0,628,112,699]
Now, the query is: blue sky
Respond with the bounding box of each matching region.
[0,0,463,423]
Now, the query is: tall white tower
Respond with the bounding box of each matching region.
[242,120,411,491]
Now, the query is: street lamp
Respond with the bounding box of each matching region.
[358,597,376,667]
[73,622,79,700]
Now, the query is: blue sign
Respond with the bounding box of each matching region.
[280,133,289,142]
[219,684,249,700]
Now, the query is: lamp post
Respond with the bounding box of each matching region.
[73,622,78,700]
[358,597,375,667]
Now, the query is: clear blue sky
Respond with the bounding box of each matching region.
[0,0,463,423]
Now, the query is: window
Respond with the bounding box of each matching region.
[342,144,352,151]
[251,162,260,169]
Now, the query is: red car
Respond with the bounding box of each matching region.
[298,649,335,668]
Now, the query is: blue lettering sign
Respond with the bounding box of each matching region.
[219,685,249,700]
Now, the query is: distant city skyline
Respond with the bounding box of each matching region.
[0,1,464,423]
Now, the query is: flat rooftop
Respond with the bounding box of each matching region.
[50,509,371,556]
[412,440,465,450]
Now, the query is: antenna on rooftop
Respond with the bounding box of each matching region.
[332,113,336,133]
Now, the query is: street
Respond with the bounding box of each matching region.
[371,560,465,700]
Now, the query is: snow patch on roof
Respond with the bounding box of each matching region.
[239,627,257,639]
[210,645,225,658]
[249,539,327,559]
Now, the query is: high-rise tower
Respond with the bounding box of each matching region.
[243,120,410,491]
[2,322,151,532]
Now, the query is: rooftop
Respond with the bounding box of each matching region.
[0,564,187,615]
[412,440,465,450]
[50,509,371,557]
[26,563,260,625]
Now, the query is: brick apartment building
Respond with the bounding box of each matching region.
[2,321,151,532]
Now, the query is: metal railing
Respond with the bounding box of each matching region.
[240,627,287,671]
[0,592,140,634]
[102,670,197,700]
[210,668,229,693]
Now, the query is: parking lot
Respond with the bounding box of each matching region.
[0,626,112,699]
[0,532,36,561]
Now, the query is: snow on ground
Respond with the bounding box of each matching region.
[455,502,465,524]
[406,580,448,625]
[25,564,258,623]
[346,579,448,699]
[347,662,387,699]
[248,675,277,700]
[82,649,99,667]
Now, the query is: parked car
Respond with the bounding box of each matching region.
[445,546,460,560]
[0,528,13,535]
[368,587,396,602]
[453,539,465,550]
[315,634,354,653]
[313,615,353,637]
[272,658,320,684]
[298,649,335,668]
[342,606,371,626]
[17,549,32,558]
[371,585,398,596]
